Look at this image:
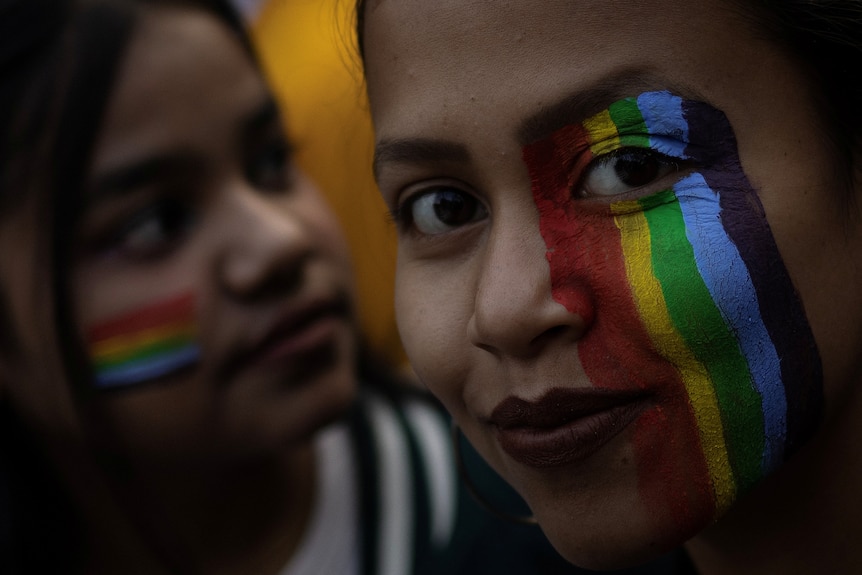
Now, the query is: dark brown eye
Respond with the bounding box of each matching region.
[403,187,487,235]
[578,148,679,198]
[112,199,194,259]
[614,149,661,187]
[246,137,294,192]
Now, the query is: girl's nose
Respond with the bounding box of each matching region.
[218,182,315,299]
[468,213,593,359]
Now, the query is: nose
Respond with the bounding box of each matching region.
[468,210,593,359]
[218,184,314,299]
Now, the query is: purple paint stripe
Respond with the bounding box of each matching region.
[94,344,201,389]
[681,99,823,457]
[675,173,786,472]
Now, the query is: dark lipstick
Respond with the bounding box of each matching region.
[491,388,649,468]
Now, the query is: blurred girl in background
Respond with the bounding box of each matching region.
[0,0,578,573]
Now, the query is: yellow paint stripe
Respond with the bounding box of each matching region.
[90,320,195,359]
[614,209,736,513]
[584,109,621,157]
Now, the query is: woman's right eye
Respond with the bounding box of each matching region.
[110,199,194,259]
[399,187,487,235]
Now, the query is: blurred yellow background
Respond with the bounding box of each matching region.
[247,0,404,365]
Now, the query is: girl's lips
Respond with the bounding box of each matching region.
[490,388,650,468]
[253,314,345,365]
[228,296,351,378]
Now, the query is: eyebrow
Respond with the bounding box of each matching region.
[371,69,704,177]
[86,153,202,203]
[87,97,283,203]
[516,69,705,146]
[372,138,470,180]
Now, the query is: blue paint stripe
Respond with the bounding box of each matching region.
[95,345,201,389]
[636,91,689,159]
[674,173,787,472]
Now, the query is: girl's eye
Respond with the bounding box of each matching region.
[577,148,682,198]
[246,137,293,192]
[113,199,194,259]
[401,187,487,235]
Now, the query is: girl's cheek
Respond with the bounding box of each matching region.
[523,90,823,530]
[85,291,200,390]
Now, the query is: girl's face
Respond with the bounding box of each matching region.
[365,0,862,567]
[1,7,357,464]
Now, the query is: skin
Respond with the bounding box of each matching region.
[0,6,356,574]
[363,0,862,572]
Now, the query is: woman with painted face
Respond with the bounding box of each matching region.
[0,1,585,573]
[357,0,862,573]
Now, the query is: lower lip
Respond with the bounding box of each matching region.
[495,400,648,469]
[255,315,346,366]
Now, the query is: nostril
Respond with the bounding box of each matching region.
[539,324,569,340]
[226,253,309,301]
[530,319,590,350]
[551,280,595,328]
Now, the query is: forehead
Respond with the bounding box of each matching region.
[363,0,769,144]
[93,7,265,171]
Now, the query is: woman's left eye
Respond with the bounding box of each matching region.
[111,199,194,259]
[246,138,293,192]
[577,148,683,198]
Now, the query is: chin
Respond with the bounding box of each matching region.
[536,504,703,570]
[512,462,715,571]
[281,332,359,437]
[307,368,358,430]
[287,363,358,443]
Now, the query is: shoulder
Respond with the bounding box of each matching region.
[350,386,456,542]
[346,388,455,575]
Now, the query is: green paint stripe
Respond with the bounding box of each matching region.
[642,196,764,492]
[93,334,195,370]
[609,97,650,149]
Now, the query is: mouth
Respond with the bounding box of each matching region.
[228,295,352,380]
[490,388,651,468]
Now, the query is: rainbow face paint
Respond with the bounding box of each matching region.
[87,292,200,389]
[522,91,822,534]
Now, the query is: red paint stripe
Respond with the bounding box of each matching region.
[523,128,714,535]
[87,292,196,343]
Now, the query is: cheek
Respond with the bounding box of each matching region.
[83,291,200,390]
[394,262,468,403]
[523,92,824,539]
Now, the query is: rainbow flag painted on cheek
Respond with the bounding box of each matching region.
[522,91,822,524]
[87,292,200,389]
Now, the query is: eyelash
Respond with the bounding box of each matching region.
[245,135,298,193]
[392,184,487,237]
[574,146,690,200]
[385,142,691,239]
[103,197,195,260]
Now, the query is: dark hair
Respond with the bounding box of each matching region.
[0,1,250,572]
[354,0,862,181]
[731,0,862,195]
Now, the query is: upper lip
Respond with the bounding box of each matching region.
[489,387,650,430]
[224,292,351,375]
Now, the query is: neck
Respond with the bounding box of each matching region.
[686,386,862,574]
